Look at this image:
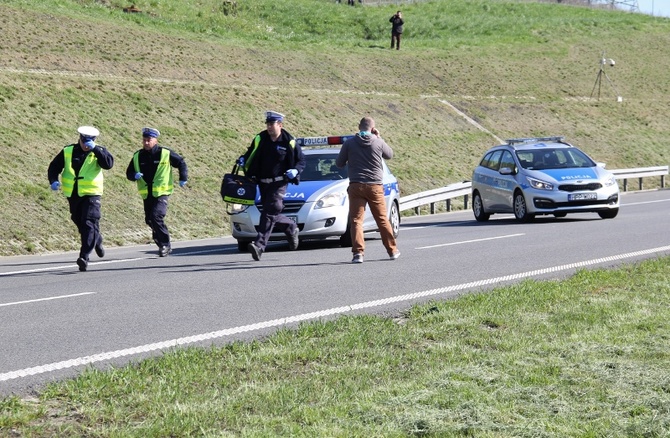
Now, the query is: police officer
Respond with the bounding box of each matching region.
[238,111,306,261]
[48,126,114,272]
[126,127,188,257]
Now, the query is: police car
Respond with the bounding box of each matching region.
[471,137,620,222]
[229,135,401,251]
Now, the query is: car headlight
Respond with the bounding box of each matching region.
[228,203,250,214]
[604,175,617,187]
[315,192,346,209]
[527,176,554,191]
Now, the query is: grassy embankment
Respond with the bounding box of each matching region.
[0,0,668,255]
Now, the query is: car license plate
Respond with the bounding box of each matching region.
[568,193,597,201]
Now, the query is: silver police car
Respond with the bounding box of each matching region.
[229,136,401,251]
[471,137,619,222]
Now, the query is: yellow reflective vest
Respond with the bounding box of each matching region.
[133,148,173,199]
[61,146,104,197]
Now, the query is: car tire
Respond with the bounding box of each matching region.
[340,222,352,247]
[237,240,251,252]
[473,191,490,222]
[513,191,534,222]
[598,208,619,219]
[389,200,400,238]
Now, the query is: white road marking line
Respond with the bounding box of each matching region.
[2,244,669,383]
[0,258,145,276]
[623,199,670,206]
[417,233,525,249]
[0,293,95,308]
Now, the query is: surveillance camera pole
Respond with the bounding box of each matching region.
[590,51,621,102]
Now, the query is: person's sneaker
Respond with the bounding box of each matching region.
[76,257,88,272]
[287,228,299,251]
[351,253,364,264]
[390,251,401,260]
[95,243,105,258]
[248,242,263,261]
[159,245,172,257]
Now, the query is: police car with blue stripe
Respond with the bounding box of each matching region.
[229,135,401,251]
[471,137,619,222]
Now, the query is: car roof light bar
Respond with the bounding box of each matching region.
[506,136,565,145]
[296,135,355,148]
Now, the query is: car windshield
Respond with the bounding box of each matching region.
[301,153,348,181]
[516,148,596,170]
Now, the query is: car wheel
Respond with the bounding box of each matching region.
[513,191,534,222]
[340,222,352,247]
[598,208,619,219]
[237,240,251,252]
[389,201,400,238]
[473,191,490,222]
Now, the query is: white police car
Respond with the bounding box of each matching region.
[471,137,619,222]
[229,136,401,251]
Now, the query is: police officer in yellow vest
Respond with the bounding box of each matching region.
[48,126,114,272]
[238,111,305,261]
[126,127,188,257]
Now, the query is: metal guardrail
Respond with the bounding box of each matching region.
[399,165,669,215]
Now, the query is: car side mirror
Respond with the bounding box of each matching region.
[499,167,516,175]
[596,162,606,168]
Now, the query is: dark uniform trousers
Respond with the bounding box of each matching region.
[255,182,297,250]
[68,195,102,261]
[143,195,170,247]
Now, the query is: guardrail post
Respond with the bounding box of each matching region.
[622,179,628,192]
[446,200,451,212]
[414,206,420,215]
[638,178,643,190]
[430,203,436,214]
[662,175,666,188]
[464,194,469,210]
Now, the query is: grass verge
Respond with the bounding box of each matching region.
[2,256,669,436]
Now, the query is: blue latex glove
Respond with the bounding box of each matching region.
[84,140,96,150]
[134,172,143,181]
[236,156,245,166]
[50,181,60,191]
[285,169,298,179]
[179,180,187,188]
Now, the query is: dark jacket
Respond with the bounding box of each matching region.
[243,129,306,184]
[390,15,404,34]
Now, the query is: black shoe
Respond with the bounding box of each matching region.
[95,243,105,258]
[248,242,262,261]
[287,228,299,251]
[159,245,172,257]
[76,257,88,272]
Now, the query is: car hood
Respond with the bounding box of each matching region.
[279,180,348,202]
[528,167,604,183]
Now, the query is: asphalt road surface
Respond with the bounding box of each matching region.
[1,189,669,396]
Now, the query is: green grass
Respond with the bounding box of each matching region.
[1,0,669,255]
[2,256,669,436]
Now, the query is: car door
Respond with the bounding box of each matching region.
[494,150,518,212]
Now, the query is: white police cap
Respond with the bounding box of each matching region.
[265,111,285,123]
[77,126,100,138]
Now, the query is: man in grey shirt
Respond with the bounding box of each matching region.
[336,117,400,263]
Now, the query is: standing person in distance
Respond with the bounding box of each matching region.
[237,111,306,261]
[389,10,404,50]
[336,117,400,263]
[48,126,114,272]
[126,127,188,257]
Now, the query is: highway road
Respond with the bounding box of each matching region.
[1,189,669,396]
